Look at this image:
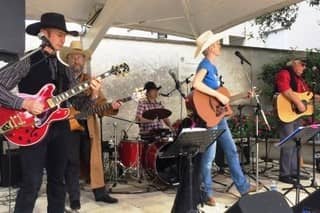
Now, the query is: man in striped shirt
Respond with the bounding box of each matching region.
[0,13,101,213]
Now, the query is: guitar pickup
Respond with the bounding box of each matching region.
[47,99,55,108]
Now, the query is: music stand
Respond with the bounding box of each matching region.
[275,124,320,205]
[161,128,225,213]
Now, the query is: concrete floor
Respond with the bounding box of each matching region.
[0,163,318,213]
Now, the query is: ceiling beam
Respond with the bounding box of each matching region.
[82,0,125,52]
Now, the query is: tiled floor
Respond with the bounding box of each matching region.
[0,162,318,213]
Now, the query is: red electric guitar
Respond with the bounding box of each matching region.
[0,63,129,146]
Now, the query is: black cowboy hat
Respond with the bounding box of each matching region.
[26,12,79,36]
[144,81,161,92]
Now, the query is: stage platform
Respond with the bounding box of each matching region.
[0,163,318,213]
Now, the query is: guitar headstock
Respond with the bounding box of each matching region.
[110,63,130,76]
[132,88,146,102]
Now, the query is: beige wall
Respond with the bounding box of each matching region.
[90,36,301,142]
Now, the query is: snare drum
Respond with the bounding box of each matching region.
[144,141,179,185]
[119,140,144,168]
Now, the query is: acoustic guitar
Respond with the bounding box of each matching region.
[187,86,251,127]
[274,91,314,123]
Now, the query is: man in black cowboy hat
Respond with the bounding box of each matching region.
[0,12,101,213]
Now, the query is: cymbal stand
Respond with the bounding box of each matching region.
[105,115,145,181]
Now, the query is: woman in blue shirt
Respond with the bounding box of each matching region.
[192,30,255,206]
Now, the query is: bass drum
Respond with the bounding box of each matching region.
[144,141,179,185]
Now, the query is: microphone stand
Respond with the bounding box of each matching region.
[164,74,193,119]
[238,57,271,191]
[305,80,319,190]
[163,74,194,98]
[0,46,42,74]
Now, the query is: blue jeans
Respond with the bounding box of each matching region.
[201,118,250,197]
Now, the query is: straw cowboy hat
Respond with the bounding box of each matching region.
[59,41,92,65]
[286,57,307,66]
[194,30,225,58]
[26,12,79,36]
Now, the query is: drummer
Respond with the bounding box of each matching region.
[135,81,174,135]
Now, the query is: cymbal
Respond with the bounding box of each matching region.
[142,108,172,120]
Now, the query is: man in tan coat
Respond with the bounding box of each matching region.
[60,41,121,211]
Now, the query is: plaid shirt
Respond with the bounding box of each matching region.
[136,98,164,133]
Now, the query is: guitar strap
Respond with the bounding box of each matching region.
[56,60,66,94]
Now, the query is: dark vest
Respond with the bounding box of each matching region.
[18,50,69,96]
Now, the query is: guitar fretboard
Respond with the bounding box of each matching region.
[77,96,132,118]
[49,71,112,107]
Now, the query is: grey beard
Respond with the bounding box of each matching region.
[70,67,83,78]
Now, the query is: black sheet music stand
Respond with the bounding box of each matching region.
[161,128,225,213]
[275,124,320,205]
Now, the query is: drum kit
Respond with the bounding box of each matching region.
[104,108,179,187]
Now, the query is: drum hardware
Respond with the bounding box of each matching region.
[101,113,184,191]
[144,141,179,186]
[118,139,144,180]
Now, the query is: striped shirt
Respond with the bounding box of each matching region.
[136,98,164,133]
[0,57,30,109]
[0,50,91,111]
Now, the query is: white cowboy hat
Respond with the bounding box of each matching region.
[58,40,92,66]
[194,30,225,58]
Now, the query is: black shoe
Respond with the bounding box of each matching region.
[279,176,296,184]
[291,174,310,180]
[95,193,118,204]
[70,200,81,210]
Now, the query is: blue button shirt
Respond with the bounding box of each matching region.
[196,58,220,89]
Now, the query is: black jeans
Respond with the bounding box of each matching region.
[14,122,71,213]
[65,123,90,202]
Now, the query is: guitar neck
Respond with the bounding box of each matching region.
[229,92,248,103]
[77,96,132,118]
[48,71,112,108]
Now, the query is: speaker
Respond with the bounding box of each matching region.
[292,190,320,213]
[226,191,292,213]
[0,149,22,187]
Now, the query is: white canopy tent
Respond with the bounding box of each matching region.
[26,0,303,51]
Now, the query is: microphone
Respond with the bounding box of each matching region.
[180,73,194,85]
[169,70,180,89]
[37,32,54,50]
[235,51,251,66]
